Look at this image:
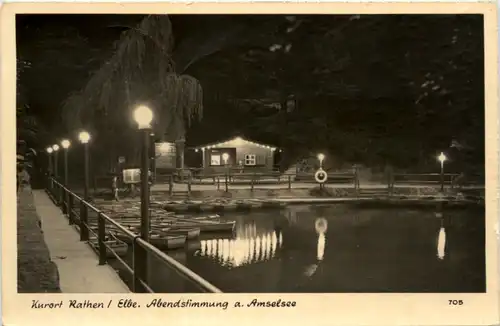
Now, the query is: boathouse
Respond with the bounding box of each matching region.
[193,136,276,173]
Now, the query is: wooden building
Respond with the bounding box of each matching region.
[193,136,276,173]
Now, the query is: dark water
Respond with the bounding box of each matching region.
[110,204,485,293]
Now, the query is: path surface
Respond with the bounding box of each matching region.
[32,190,130,293]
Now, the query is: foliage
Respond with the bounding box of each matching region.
[16,106,44,170]
[20,15,485,172]
[178,15,484,169]
[61,15,204,169]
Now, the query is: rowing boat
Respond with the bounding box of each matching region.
[153,227,201,240]
[89,232,129,258]
[149,233,187,250]
[171,220,236,233]
[112,230,187,250]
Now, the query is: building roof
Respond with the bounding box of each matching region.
[191,136,277,151]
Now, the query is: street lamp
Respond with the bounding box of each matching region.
[317,153,325,168]
[133,105,153,293]
[78,131,91,201]
[133,105,153,243]
[61,139,71,185]
[52,144,60,179]
[438,152,447,192]
[61,139,71,213]
[78,131,91,241]
[46,147,53,175]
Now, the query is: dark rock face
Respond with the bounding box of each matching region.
[17,188,61,293]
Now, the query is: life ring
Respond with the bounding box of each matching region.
[314,169,328,184]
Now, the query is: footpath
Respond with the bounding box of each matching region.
[22,188,129,293]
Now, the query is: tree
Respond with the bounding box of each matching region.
[56,15,484,172]
[61,15,203,171]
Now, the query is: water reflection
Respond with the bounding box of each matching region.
[436,214,447,260]
[197,222,283,268]
[437,227,446,260]
[317,233,326,261]
[111,204,485,293]
[315,218,328,261]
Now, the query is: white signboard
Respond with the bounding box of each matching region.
[123,168,140,184]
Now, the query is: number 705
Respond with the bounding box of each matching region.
[449,300,463,305]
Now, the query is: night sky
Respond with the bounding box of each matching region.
[16,14,485,170]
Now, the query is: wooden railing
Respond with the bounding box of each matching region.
[46,177,222,293]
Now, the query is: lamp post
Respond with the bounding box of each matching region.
[222,153,230,192]
[61,140,71,186]
[78,131,91,242]
[46,147,53,175]
[46,147,53,191]
[133,105,153,293]
[438,152,447,192]
[317,153,325,169]
[52,144,60,179]
[133,105,153,243]
[78,131,91,201]
[61,139,71,214]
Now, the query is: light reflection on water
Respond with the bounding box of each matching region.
[437,227,446,260]
[112,204,484,293]
[197,223,284,267]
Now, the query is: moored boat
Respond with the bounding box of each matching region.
[89,232,129,258]
[163,227,201,240]
[149,233,187,250]
[171,220,236,233]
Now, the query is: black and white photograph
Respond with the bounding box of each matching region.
[13,11,489,293]
[3,3,499,325]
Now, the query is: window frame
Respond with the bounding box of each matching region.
[244,154,256,166]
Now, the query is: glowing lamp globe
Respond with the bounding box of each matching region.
[61,139,71,149]
[317,153,325,162]
[222,153,229,162]
[438,152,447,163]
[78,131,90,144]
[52,144,59,151]
[134,105,153,129]
[46,147,53,154]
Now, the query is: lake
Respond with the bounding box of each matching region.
[110,204,485,293]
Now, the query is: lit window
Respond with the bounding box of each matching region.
[210,155,221,166]
[244,154,256,166]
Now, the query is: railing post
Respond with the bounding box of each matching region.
[169,176,173,197]
[68,194,74,225]
[224,173,229,192]
[132,241,148,293]
[250,174,254,191]
[80,200,89,241]
[60,185,65,207]
[187,175,192,197]
[288,175,292,190]
[61,187,68,215]
[55,183,60,205]
[98,213,107,265]
[217,177,220,190]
